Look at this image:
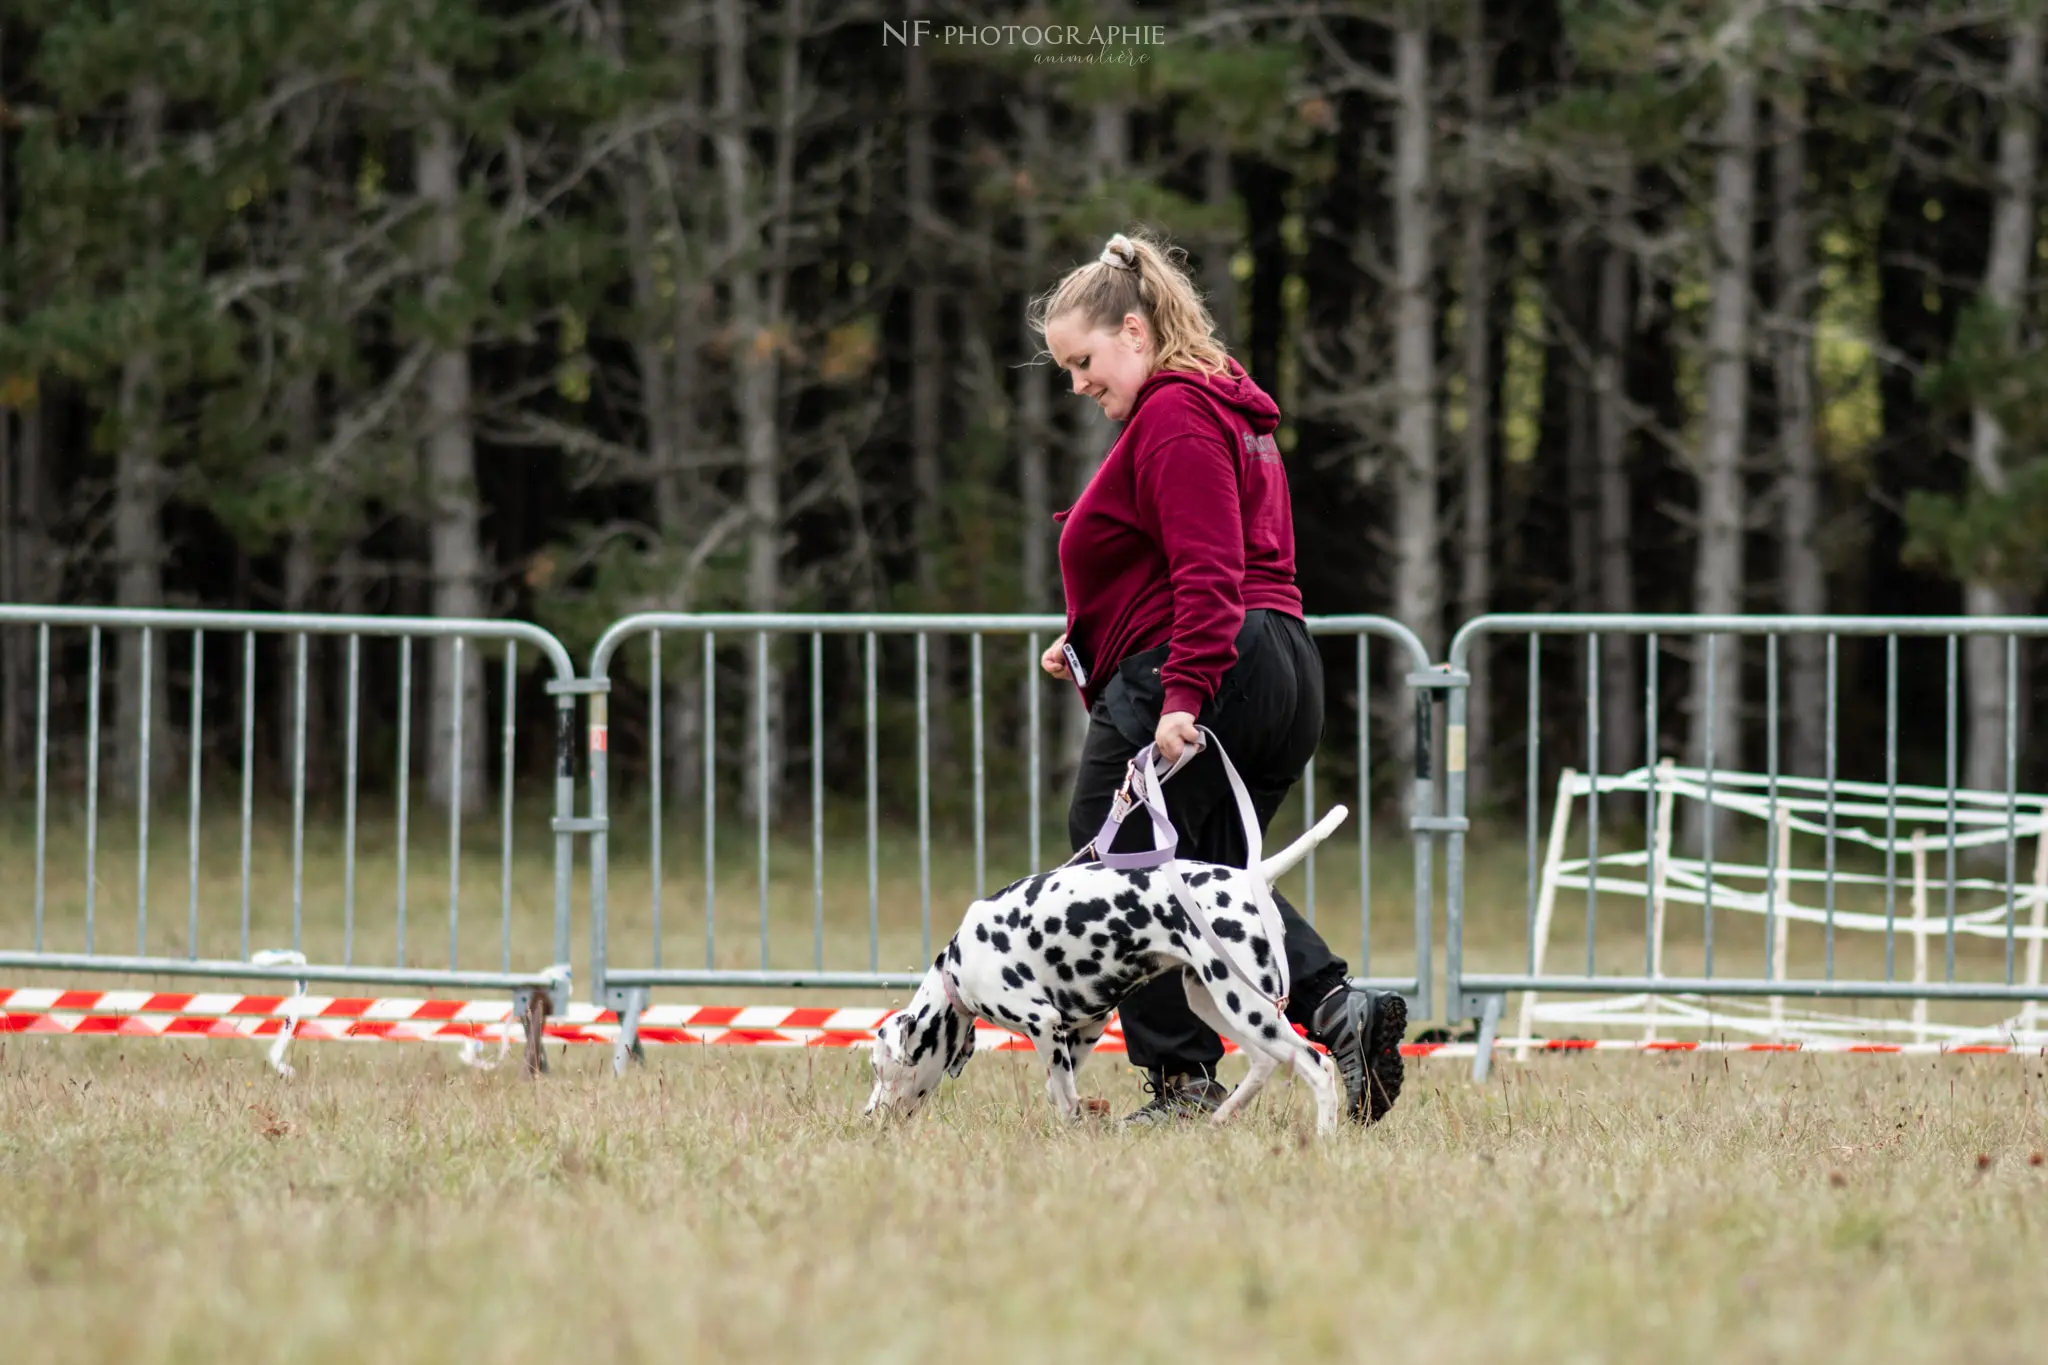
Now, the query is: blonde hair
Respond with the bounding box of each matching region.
[1029,229,1232,378]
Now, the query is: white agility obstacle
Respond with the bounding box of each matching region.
[1516,759,2048,1059]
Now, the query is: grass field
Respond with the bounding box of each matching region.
[5,1039,2048,1363]
[4,799,2048,1361]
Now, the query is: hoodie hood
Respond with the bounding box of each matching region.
[1131,355,1281,434]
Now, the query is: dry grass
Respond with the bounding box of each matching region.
[6,803,2048,1359]
[3,1039,2047,1364]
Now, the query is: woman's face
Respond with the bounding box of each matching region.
[1045,311,1153,422]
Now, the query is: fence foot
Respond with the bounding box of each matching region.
[609,988,648,1076]
[1469,994,1505,1084]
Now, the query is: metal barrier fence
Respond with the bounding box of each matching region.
[1445,615,2048,1079]
[23,603,2048,1083]
[0,606,583,1013]
[583,613,1443,1065]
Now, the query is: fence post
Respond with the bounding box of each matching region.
[1410,662,1469,1030]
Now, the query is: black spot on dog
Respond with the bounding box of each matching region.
[1064,898,1113,937]
[1207,960,1229,982]
[1185,870,1213,888]
[1044,945,1066,966]
[1226,991,1241,1012]
[1056,963,1075,982]
[990,931,1011,953]
[1001,966,1022,990]
[1117,869,1154,892]
[910,1010,945,1063]
[1260,975,1275,995]
[1214,891,1231,908]
[1090,932,1110,948]
[1044,915,1062,935]
[1251,935,1270,967]
[947,940,962,964]
[1261,1024,1279,1040]
[974,924,990,942]
[1123,903,1154,931]
[1006,910,1022,929]
[1027,930,1043,950]
[1211,918,1247,943]
[1247,1010,1264,1027]
[1022,874,1052,907]
[1016,962,1036,981]
[1075,958,1101,978]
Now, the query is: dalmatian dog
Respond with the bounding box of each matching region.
[864,805,1351,1134]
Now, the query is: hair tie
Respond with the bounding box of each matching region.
[1098,234,1137,270]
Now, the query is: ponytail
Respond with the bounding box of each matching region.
[1029,228,1232,377]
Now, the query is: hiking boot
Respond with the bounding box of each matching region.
[1309,984,1406,1125]
[1123,1068,1230,1125]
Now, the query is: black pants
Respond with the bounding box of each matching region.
[1066,610,1349,1074]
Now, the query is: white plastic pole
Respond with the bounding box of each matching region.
[1516,767,1578,1062]
[1643,757,1678,1044]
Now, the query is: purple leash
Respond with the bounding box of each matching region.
[1065,727,1293,1015]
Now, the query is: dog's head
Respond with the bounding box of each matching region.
[864,963,977,1119]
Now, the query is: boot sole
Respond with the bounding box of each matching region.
[1362,991,1407,1125]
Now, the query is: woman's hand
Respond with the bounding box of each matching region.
[1156,710,1200,763]
[1041,633,1071,681]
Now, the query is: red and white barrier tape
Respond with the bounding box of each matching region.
[4,988,2044,1058]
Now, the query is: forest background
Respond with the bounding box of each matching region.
[3,0,2046,833]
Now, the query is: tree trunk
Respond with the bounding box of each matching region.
[1458,0,1493,807]
[0,29,16,793]
[1058,71,1130,782]
[1387,16,1439,770]
[113,81,172,803]
[1564,243,1596,614]
[1682,46,1758,848]
[906,1,953,771]
[717,0,789,820]
[1965,15,2042,797]
[1204,143,1240,349]
[606,0,705,805]
[0,400,12,794]
[1596,210,1640,777]
[1773,89,1827,780]
[1017,79,1054,617]
[278,101,325,795]
[279,462,323,796]
[418,92,487,816]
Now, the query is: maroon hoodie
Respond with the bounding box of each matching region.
[1054,356,1303,717]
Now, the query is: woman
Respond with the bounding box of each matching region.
[1033,229,1406,1126]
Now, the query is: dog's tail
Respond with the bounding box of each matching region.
[1257,804,1349,885]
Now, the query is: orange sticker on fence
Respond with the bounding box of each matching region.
[590,725,608,753]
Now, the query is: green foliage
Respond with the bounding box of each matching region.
[1903,462,2048,590]
[1904,301,2048,589]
